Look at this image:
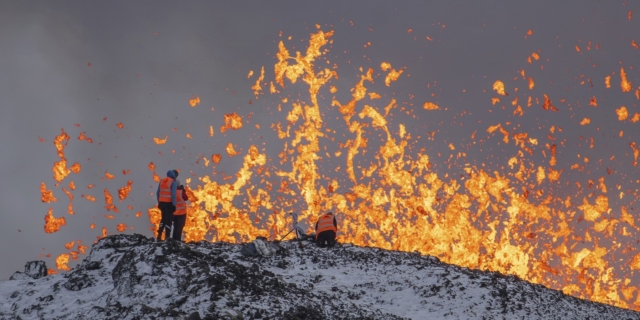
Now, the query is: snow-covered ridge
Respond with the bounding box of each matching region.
[0,234,638,320]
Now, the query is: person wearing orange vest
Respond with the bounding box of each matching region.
[172,185,189,241]
[315,212,338,248]
[156,169,179,241]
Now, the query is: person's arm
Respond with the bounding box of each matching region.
[333,217,337,228]
[181,189,188,201]
[315,221,319,231]
[171,181,178,206]
[156,183,161,202]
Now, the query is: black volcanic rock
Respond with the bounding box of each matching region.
[0,234,638,320]
[9,261,47,281]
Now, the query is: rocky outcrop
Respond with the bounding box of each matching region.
[0,234,638,320]
[9,261,48,281]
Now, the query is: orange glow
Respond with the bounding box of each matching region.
[105,171,115,180]
[620,67,632,92]
[104,188,118,212]
[40,182,57,203]
[148,162,160,182]
[209,125,214,137]
[226,143,238,157]
[55,254,70,271]
[589,96,597,107]
[605,75,611,88]
[542,94,558,111]
[118,180,133,201]
[580,118,591,126]
[220,112,243,133]
[211,154,222,164]
[153,135,168,145]
[70,163,81,174]
[381,62,404,86]
[617,106,629,121]
[44,208,65,233]
[85,195,96,202]
[423,102,440,110]
[528,77,535,90]
[53,128,69,158]
[116,122,123,129]
[53,160,71,183]
[116,223,126,232]
[189,96,201,107]
[62,187,74,215]
[493,80,507,96]
[252,66,265,96]
[64,241,74,250]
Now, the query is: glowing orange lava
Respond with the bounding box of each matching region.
[44,208,65,233]
[40,28,640,312]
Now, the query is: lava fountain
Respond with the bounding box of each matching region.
[41,27,640,310]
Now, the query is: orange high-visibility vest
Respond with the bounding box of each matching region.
[316,213,337,238]
[158,177,174,202]
[174,191,187,215]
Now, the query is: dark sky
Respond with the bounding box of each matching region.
[1,0,639,308]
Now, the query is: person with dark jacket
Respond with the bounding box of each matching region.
[315,212,337,248]
[156,169,179,240]
[172,185,189,241]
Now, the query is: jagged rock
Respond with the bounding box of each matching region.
[25,261,48,279]
[8,272,29,281]
[0,234,638,320]
[10,261,48,281]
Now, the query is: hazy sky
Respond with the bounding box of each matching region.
[1,1,638,307]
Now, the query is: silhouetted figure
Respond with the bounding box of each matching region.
[156,169,179,240]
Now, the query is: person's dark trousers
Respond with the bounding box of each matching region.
[172,214,186,241]
[157,202,175,240]
[316,230,336,248]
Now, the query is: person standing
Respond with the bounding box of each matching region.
[315,211,337,248]
[156,169,179,241]
[172,185,189,241]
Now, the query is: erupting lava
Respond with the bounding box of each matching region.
[40,28,640,311]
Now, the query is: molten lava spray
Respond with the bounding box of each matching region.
[42,29,640,311]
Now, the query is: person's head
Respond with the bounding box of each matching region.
[325,211,333,217]
[166,169,179,179]
[178,185,184,190]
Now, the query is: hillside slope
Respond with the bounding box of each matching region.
[0,234,638,320]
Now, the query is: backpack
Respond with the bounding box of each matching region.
[239,243,259,257]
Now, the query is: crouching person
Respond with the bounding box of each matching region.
[172,185,189,241]
[315,212,337,248]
